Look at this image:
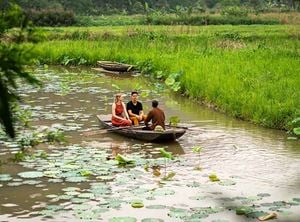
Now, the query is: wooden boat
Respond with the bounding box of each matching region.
[97,61,134,72]
[97,115,186,142]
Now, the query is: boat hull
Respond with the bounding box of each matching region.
[97,115,186,142]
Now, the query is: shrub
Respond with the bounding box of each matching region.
[25,8,76,26]
[220,6,249,17]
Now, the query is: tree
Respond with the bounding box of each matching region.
[0,2,40,138]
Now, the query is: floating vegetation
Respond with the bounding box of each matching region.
[115,154,136,166]
[131,200,144,208]
[0,67,299,222]
[209,174,220,182]
[18,171,44,179]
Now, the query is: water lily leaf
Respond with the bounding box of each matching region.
[109,217,137,222]
[287,137,298,140]
[171,82,181,92]
[7,182,23,186]
[78,193,95,199]
[192,146,202,153]
[257,193,271,198]
[111,84,120,90]
[80,170,92,177]
[219,179,236,186]
[236,206,254,215]
[247,211,268,219]
[18,171,44,179]
[71,198,88,204]
[165,77,175,86]
[191,206,223,214]
[22,180,42,185]
[146,205,167,209]
[152,188,175,196]
[38,209,56,217]
[162,172,176,181]
[115,154,136,165]
[292,198,300,203]
[96,175,115,182]
[159,148,174,160]
[293,127,300,135]
[48,178,63,183]
[46,194,58,199]
[62,187,80,192]
[131,200,144,208]
[212,220,230,222]
[0,174,12,181]
[141,219,164,222]
[75,211,100,220]
[168,207,190,219]
[209,174,220,182]
[65,176,88,183]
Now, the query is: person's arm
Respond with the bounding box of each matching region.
[122,102,130,119]
[138,103,144,120]
[144,111,153,126]
[128,109,138,118]
[127,102,137,118]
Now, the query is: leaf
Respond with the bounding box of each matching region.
[111,84,120,90]
[209,174,220,182]
[293,127,300,135]
[162,172,176,181]
[115,154,136,165]
[258,212,277,221]
[80,170,92,177]
[159,148,174,160]
[235,206,254,215]
[109,217,137,222]
[169,116,180,126]
[18,171,44,178]
[192,146,202,153]
[171,82,181,92]
[131,200,144,208]
[165,77,175,86]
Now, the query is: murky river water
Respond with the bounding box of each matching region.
[0,67,299,222]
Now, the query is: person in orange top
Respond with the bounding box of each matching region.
[111,93,132,127]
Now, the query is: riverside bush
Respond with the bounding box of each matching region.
[25,9,76,26]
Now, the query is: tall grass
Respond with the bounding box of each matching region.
[23,25,300,129]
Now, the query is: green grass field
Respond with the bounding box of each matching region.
[22,25,300,130]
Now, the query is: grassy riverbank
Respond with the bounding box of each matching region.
[21,25,300,130]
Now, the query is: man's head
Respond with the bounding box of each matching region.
[152,100,158,108]
[131,91,138,103]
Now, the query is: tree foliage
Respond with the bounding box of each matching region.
[13,0,300,15]
[0,2,40,138]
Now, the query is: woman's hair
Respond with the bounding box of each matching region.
[115,93,122,103]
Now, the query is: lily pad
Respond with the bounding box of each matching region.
[219,179,236,186]
[0,174,13,182]
[109,217,137,222]
[131,200,144,208]
[152,188,175,196]
[257,193,271,198]
[18,171,44,179]
[168,207,190,219]
[65,176,88,183]
[146,205,167,209]
[141,219,164,222]
[236,206,254,215]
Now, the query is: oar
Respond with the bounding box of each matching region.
[82,126,137,136]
